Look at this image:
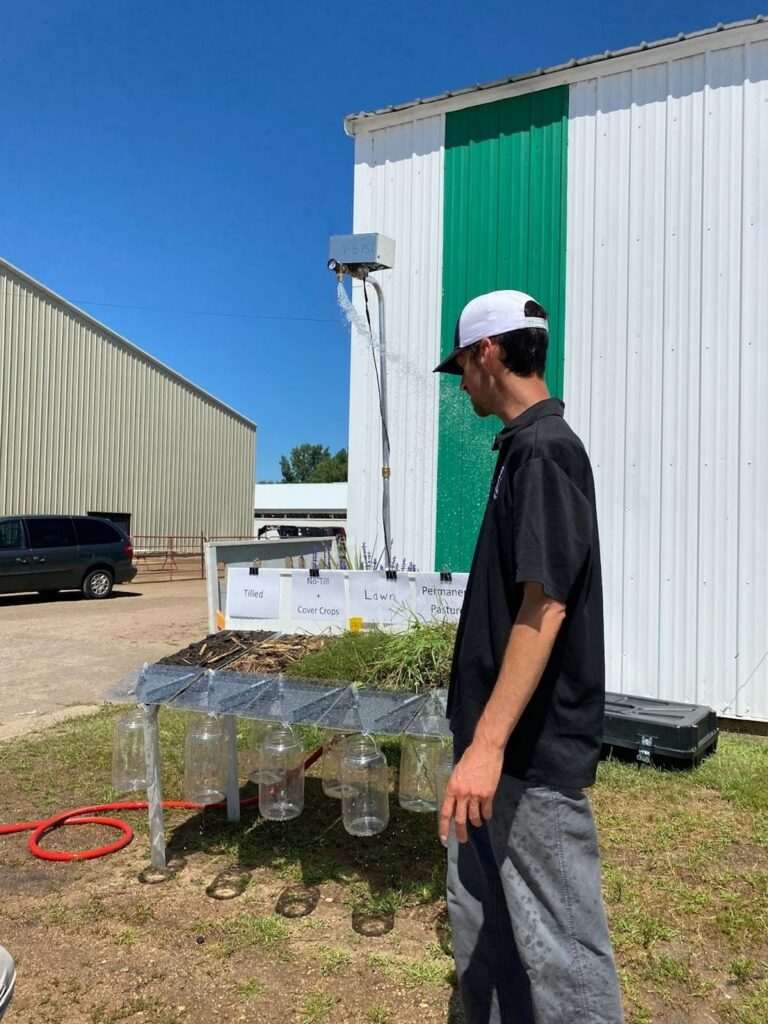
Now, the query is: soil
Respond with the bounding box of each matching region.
[159,632,327,674]
[2,826,459,1024]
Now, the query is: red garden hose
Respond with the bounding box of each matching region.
[0,745,325,863]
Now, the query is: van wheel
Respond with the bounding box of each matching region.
[82,568,114,599]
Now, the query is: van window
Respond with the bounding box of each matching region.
[0,518,25,550]
[26,517,77,549]
[75,518,122,545]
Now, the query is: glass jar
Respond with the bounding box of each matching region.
[184,713,227,805]
[321,732,348,799]
[248,719,271,785]
[259,724,304,821]
[398,733,442,813]
[341,734,389,836]
[112,706,149,792]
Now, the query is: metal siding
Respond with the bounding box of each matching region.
[0,263,255,536]
[738,39,768,719]
[436,88,569,573]
[347,115,444,572]
[565,41,768,719]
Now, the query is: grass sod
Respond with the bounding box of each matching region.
[0,628,766,1023]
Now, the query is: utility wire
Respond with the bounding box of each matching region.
[71,299,340,325]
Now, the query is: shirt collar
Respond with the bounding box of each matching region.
[492,398,565,450]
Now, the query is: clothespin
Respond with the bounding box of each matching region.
[386,568,397,581]
[440,571,453,582]
[249,559,260,576]
[309,567,320,578]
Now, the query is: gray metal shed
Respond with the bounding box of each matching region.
[0,257,255,538]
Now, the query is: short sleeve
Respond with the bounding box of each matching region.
[511,457,593,604]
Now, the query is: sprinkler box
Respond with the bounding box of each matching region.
[329,233,395,272]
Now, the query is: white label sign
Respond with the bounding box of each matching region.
[414,573,469,622]
[348,571,412,625]
[291,570,346,622]
[226,567,281,619]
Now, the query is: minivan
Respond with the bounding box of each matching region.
[0,515,137,599]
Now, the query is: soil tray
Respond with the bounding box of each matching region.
[158,631,327,674]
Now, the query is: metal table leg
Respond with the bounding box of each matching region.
[143,704,167,870]
[224,715,240,823]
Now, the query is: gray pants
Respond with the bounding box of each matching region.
[446,776,624,1024]
[0,945,15,1020]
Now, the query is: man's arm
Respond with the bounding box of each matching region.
[439,581,566,844]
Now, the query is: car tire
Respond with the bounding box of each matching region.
[82,568,114,600]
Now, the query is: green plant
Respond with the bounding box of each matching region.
[236,978,266,998]
[729,957,756,984]
[297,993,337,1023]
[368,619,456,691]
[365,1006,391,1023]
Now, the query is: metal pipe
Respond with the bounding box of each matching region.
[366,277,392,569]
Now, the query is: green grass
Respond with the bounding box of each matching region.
[203,913,290,956]
[235,978,266,998]
[296,993,337,1023]
[290,629,391,684]
[290,620,455,691]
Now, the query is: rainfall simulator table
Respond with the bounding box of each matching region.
[105,661,449,870]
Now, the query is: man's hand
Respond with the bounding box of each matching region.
[438,738,504,844]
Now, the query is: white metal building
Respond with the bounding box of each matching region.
[343,17,768,721]
[0,258,255,538]
[253,482,347,536]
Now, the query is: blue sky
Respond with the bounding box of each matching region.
[1,1,760,479]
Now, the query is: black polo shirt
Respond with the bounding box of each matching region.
[447,398,604,788]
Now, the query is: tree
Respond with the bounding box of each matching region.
[311,447,347,482]
[279,443,347,483]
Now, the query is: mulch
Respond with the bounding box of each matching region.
[157,630,326,674]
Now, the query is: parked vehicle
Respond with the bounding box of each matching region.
[0,515,137,599]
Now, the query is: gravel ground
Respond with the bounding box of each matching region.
[0,579,208,742]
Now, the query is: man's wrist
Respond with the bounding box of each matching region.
[473,717,510,753]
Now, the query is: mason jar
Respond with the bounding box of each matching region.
[184,713,227,805]
[341,734,389,837]
[112,706,149,792]
[259,724,304,821]
[398,733,443,813]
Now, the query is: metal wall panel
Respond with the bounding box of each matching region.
[347,115,444,572]
[436,88,569,573]
[565,41,768,719]
[0,261,255,537]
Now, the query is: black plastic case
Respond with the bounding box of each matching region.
[603,692,719,767]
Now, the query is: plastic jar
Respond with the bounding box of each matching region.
[398,733,443,813]
[341,734,389,836]
[321,732,348,799]
[259,724,304,821]
[184,713,227,805]
[248,718,271,785]
[112,706,149,792]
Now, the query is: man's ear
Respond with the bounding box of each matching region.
[477,336,497,365]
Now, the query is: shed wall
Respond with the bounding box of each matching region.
[564,40,768,719]
[348,115,444,572]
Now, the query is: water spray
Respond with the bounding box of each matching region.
[329,233,395,569]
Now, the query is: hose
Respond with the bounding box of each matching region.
[0,744,325,863]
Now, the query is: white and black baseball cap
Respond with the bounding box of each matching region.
[433,289,548,374]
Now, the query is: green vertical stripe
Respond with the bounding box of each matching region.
[435,87,569,571]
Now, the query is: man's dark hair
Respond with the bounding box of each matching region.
[494,299,549,378]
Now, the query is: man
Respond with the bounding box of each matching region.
[435,291,624,1024]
